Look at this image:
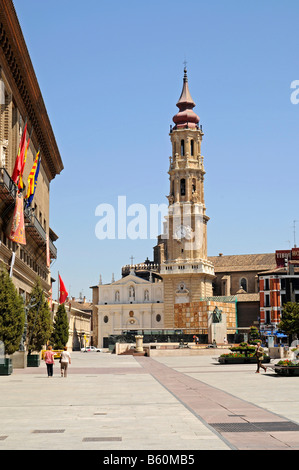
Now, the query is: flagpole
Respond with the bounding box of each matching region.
[58,271,60,303]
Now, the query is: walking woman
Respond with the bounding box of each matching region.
[60,347,71,378]
[44,345,55,377]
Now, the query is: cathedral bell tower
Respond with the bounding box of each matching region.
[160,68,215,328]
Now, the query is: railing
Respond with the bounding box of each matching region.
[28,215,47,243]
[25,215,57,258]
[49,237,57,259]
[0,167,17,200]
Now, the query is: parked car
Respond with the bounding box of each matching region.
[81,346,102,352]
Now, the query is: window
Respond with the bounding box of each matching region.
[180,179,186,196]
[240,278,247,292]
[190,139,194,156]
[281,294,286,306]
[192,178,196,194]
[19,288,25,303]
[264,278,270,291]
[180,140,185,156]
[265,311,271,324]
[156,314,161,323]
[265,294,270,307]
[103,316,109,323]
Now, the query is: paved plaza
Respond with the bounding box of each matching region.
[0,351,299,451]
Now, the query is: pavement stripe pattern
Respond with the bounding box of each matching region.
[135,356,299,450]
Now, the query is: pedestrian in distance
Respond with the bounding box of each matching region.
[44,345,55,377]
[255,341,267,373]
[60,346,71,378]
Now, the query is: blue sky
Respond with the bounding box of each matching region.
[13,0,299,301]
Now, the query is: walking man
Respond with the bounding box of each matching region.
[255,341,267,373]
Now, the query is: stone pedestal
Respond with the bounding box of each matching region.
[135,335,144,352]
[208,313,227,345]
[11,351,26,369]
[269,347,281,359]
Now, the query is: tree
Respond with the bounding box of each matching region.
[278,302,299,338]
[0,263,25,355]
[26,280,52,354]
[51,303,69,350]
[249,326,261,345]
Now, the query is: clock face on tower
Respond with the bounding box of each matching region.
[175,224,192,241]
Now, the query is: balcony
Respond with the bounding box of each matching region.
[25,215,57,259]
[0,168,57,259]
[0,167,17,202]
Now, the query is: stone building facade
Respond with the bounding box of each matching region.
[91,269,164,347]
[51,300,92,351]
[209,253,276,327]
[0,1,63,300]
[174,300,237,337]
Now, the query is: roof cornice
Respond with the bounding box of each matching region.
[0,0,64,181]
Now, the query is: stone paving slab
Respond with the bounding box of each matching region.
[0,352,298,451]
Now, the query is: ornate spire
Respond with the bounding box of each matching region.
[172,68,200,129]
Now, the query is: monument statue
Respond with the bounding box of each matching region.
[212,306,222,323]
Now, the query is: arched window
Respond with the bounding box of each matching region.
[240,278,247,292]
[181,140,185,156]
[180,179,186,196]
[190,139,194,156]
[192,178,196,194]
[171,180,174,196]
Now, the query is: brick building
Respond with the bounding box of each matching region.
[258,248,299,335]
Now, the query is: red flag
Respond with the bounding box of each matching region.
[12,122,27,185]
[18,131,31,190]
[59,274,68,304]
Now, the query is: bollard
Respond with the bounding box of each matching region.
[135,335,144,353]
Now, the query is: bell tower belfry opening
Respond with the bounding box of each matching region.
[158,68,215,328]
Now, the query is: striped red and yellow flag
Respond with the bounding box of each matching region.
[26,150,40,200]
[18,136,31,190]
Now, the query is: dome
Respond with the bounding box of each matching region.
[172,68,200,129]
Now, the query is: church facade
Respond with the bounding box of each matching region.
[91,269,164,347]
